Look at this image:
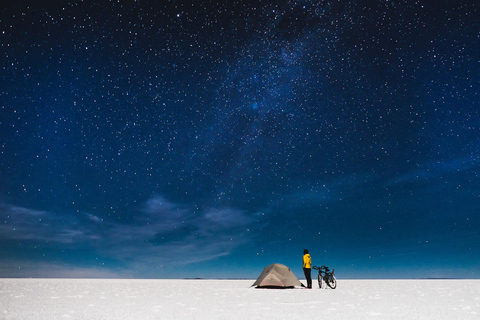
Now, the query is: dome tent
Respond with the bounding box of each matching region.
[251,263,303,288]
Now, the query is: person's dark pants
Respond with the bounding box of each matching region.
[303,267,312,288]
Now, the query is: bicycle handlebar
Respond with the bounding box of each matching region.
[312,265,327,270]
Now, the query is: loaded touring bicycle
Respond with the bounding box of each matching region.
[313,265,337,289]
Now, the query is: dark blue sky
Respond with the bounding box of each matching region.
[1,1,479,279]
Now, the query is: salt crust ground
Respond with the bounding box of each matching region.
[1,279,479,319]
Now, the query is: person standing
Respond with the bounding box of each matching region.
[303,249,312,289]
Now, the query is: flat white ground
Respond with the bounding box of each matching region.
[1,279,479,319]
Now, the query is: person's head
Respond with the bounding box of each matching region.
[304,249,309,254]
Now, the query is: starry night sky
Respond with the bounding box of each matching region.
[1,1,479,279]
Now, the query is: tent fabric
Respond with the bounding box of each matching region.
[251,263,303,288]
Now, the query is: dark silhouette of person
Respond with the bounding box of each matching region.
[303,249,312,289]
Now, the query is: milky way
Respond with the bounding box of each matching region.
[1,1,479,278]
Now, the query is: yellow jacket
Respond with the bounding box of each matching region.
[303,253,312,268]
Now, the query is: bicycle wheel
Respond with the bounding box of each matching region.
[326,275,337,289]
[318,274,322,289]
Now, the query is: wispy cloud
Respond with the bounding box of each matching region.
[103,196,256,272]
[203,207,254,228]
[386,156,480,187]
[0,196,258,277]
[0,259,123,278]
[0,203,103,244]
